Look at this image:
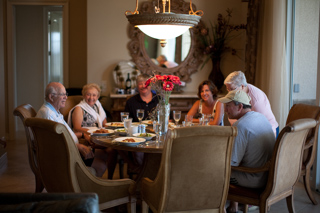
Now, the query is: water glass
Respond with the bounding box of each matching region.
[154,122,162,143]
[173,110,181,126]
[202,114,211,126]
[120,112,129,122]
[136,109,145,124]
[123,118,132,135]
[185,115,193,126]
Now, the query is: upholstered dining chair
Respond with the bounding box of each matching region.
[13,104,44,193]
[59,95,83,122]
[228,118,318,213]
[286,103,320,205]
[141,125,238,213]
[25,117,136,212]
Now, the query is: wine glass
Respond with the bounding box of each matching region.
[173,111,181,127]
[120,112,129,122]
[137,109,145,124]
[154,121,162,144]
[123,118,132,136]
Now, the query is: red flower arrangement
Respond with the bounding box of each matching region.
[145,74,181,105]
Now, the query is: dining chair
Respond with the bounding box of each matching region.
[25,117,136,212]
[13,104,44,193]
[141,125,237,213]
[228,118,318,213]
[286,103,320,205]
[59,95,83,122]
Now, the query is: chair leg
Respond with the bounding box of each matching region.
[119,159,124,179]
[142,200,149,213]
[243,204,248,213]
[127,199,136,213]
[303,171,318,205]
[286,194,295,213]
[35,176,44,193]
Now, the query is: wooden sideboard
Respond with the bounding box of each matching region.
[110,92,199,122]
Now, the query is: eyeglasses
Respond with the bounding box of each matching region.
[52,93,68,97]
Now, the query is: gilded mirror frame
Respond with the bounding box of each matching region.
[127,0,204,83]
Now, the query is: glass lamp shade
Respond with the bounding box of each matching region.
[137,25,190,40]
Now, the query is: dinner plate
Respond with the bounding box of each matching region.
[133,133,156,140]
[105,122,124,128]
[114,137,146,146]
[142,120,153,125]
[87,129,114,136]
[115,128,127,136]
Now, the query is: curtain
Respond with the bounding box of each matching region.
[255,0,289,129]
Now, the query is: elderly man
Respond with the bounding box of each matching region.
[218,90,276,213]
[36,82,105,176]
[224,71,279,136]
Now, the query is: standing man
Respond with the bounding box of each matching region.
[218,90,276,213]
[224,71,279,136]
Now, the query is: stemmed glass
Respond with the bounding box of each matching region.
[123,118,132,136]
[137,109,145,124]
[120,112,129,122]
[173,111,181,127]
[153,121,162,144]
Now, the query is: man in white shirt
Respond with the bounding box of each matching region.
[36,82,94,163]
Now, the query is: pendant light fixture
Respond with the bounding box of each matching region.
[125,0,203,45]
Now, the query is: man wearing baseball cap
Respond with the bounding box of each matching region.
[219,90,275,213]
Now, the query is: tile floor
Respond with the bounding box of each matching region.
[1,131,320,212]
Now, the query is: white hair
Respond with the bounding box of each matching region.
[224,71,248,87]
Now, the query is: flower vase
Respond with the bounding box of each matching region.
[157,103,171,136]
[208,57,225,91]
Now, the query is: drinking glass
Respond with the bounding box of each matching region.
[136,109,145,124]
[173,111,181,127]
[120,112,129,122]
[154,122,162,143]
[203,114,211,126]
[123,118,132,135]
[185,115,193,126]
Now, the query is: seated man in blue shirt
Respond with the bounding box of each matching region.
[218,90,276,213]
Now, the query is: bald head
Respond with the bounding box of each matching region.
[45,82,67,111]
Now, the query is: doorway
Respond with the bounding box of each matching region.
[6,1,69,137]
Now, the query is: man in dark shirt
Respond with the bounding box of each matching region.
[125,74,159,122]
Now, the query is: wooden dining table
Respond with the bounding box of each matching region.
[91,134,164,190]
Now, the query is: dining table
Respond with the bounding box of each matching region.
[91,131,164,191]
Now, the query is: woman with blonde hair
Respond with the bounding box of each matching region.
[68,83,117,179]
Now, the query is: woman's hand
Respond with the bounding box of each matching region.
[77,143,94,159]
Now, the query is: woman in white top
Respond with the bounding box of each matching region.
[187,80,224,125]
[68,83,117,179]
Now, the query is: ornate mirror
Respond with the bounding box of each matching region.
[127,0,204,83]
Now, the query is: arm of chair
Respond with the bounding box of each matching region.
[231,160,271,173]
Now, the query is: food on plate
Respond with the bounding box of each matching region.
[139,133,152,137]
[93,129,109,133]
[116,129,126,132]
[110,123,123,127]
[122,138,136,142]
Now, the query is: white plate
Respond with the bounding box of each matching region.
[105,122,124,128]
[142,120,153,125]
[115,128,127,136]
[114,137,146,146]
[133,133,156,140]
[87,129,114,136]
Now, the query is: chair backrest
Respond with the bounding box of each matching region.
[286,103,320,163]
[264,118,318,201]
[155,125,237,212]
[13,104,38,174]
[59,95,83,122]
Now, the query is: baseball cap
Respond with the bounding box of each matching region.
[218,90,251,106]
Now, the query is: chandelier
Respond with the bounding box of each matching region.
[125,0,203,45]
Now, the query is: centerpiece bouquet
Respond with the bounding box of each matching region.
[145,74,181,135]
[145,74,181,105]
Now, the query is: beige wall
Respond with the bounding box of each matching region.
[87,0,248,112]
[0,0,5,138]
